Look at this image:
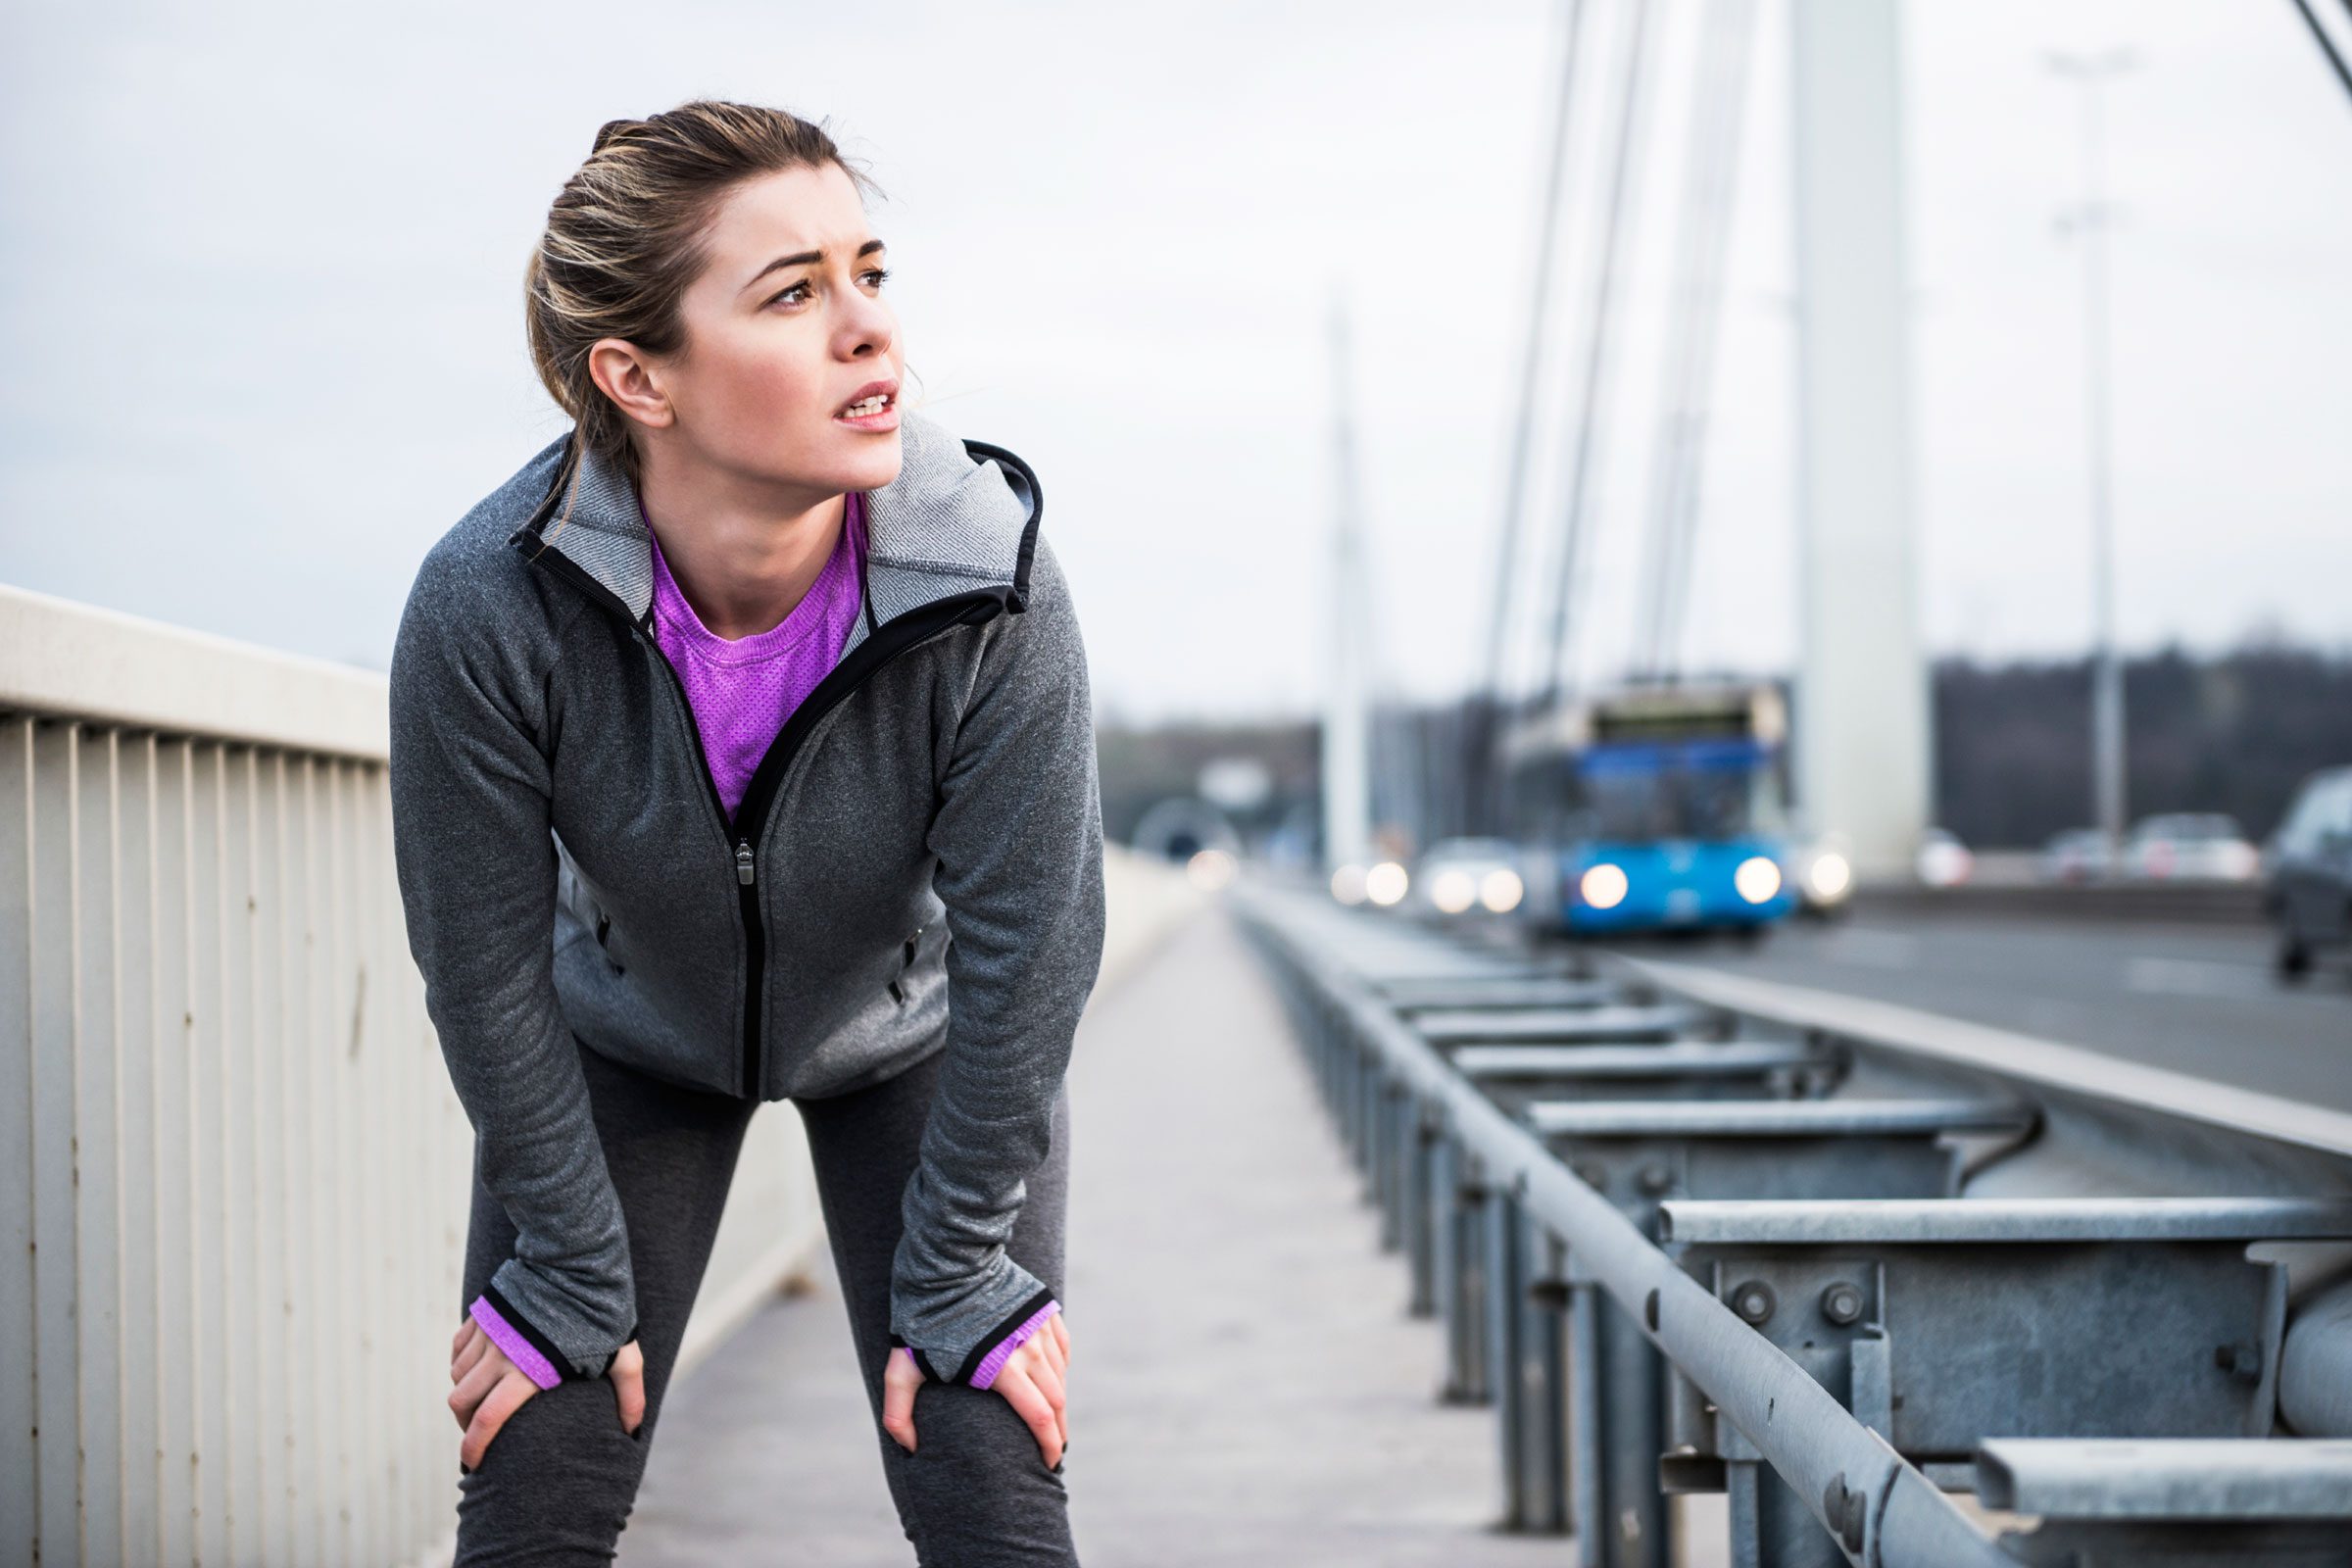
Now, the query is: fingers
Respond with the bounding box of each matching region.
[448,1343,510,1432]
[452,1318,477,1359]
[451,1323,491,1385]
[1038,1314,1070,1446]
[1043,1315,1070,1445]
[460,1369,537,1470]
[1041,1313,1070,1381]
[880,1348,920,1453]
[988,1361,1063,1470]
[609,1341,646,1436]
[1014,1337,1067,1447]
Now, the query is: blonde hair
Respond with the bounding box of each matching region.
[523,99,883,498]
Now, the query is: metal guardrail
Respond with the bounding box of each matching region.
[1231,880,2352,1567]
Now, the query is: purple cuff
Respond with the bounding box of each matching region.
[469,1293,564,1392]
[968,1298,1062,1392]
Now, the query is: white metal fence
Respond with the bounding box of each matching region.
[0,584,826,1567]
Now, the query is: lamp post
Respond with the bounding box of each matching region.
[2047,46,2136,874]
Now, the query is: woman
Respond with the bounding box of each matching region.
[386,99,1103,1565]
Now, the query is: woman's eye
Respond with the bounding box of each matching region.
[862,267,892,288]
[768,280,812,308]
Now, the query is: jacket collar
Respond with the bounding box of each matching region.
[507,408,1043,643]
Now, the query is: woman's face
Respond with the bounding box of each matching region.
[624,160,905,500]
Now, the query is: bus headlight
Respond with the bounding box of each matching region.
[1579,862,1629,910]
[1805,852,1851,903]
[1479,867,1524,913]
[1735,857,1783,905]
[1430,869,1476,914]
[1365,860,1410,906]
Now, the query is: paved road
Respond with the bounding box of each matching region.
[1645,910,2352,1112]
[627,906,1610,1565]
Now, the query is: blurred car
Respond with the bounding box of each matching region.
[1410,836,1526,917]
[2038,827,2115,883]
[2264,765,2352,981]
[1786,830,1855,918]
[2123,812,2261,882]
[1916,827,1973,888]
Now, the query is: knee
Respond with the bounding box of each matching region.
[882,1383,1073,1565]
[454,1378,651,1565]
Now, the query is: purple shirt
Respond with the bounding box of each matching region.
[644,491,867,821]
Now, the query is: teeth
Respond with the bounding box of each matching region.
[840,393,892,417]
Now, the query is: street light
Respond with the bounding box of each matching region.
[2046,46,2138,876]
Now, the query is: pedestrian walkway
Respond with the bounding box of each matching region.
[625,901,1571,1565]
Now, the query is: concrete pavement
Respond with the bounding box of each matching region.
[625,902,1574,1565]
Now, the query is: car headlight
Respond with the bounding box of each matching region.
[1735,856,1783,904]
[1365,860,1410,906]
[1186,848,1237,891]
[1805,852,1851,902]
[1580,862,1629,910]
[1479,867,1524,913]
[1430,869,1476,913]
[1330,863,1368,905]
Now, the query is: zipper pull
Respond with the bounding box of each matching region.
[735,840,757,887]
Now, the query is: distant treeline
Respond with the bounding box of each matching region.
[1933,643,2352,849]
[1096,643,2352,856]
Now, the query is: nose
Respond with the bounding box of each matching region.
[839,286,895,362]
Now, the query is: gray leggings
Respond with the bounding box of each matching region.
[453,1035,1076,1565]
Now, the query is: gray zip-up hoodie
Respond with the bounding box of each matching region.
[387,409,1105,1389]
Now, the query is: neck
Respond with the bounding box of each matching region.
[634,447,846,641]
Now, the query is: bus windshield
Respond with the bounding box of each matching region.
[1576,741,1777,842]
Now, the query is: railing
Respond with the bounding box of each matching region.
[1233,878,2352,1567]
[0,584,1214,1568]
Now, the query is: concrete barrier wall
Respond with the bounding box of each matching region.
[0,582,1195,1568]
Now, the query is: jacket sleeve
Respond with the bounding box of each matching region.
[888,535,1106,1388]
[387,538,638,1389]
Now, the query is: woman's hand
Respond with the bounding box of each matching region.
[449,1318,645,1469]
[882,1313,1070,1470]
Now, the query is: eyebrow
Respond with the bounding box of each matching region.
[741,237,887,293]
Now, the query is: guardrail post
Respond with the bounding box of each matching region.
[1303,988,1334,1106]
[1437,1139,1492,1403]
[1406,1108,1440,1317]
[1487,1177,1530,1525]
[1337,1020,1364,1159]
[1525,1229,1574,1535]
[1724,1418,1846,1568]
[1378,1081,1409,1250]
[1322,998,1346,1118]
[1569,1256,1670,1568]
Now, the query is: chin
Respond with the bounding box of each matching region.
[832,428,905,492]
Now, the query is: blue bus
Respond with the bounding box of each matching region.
[1500,683,1797,937]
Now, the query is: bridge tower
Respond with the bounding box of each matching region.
[1789,0,1931,881]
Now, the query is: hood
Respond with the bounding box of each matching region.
[505,407,1044,651]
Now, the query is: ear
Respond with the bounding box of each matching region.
[588,337,675,432]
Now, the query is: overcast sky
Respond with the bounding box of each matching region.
[4,0,2348,723]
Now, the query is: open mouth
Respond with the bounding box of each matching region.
[835,381,899,421]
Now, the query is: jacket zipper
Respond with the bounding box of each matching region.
[716,593,1004,1097]
[514,518,1013,1101]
